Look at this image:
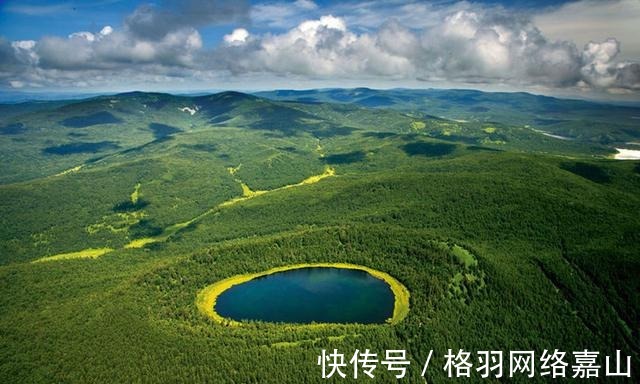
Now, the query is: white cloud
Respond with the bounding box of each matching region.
[100,26,114,37]
[338,1,468,31]
[9,80,25,88]
[11,40,36,50]
[224,15,412,77]
[534,0,640,60]
[251,0,320,28]
[580,38,640,90]
[212,8,638,92]
[69,31,96,42]
[0,1,638,95]
[375,19,419,58]
[24,25,203,72]
[294,0,318,11]
[224,29,250,45]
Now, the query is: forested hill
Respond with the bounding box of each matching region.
[256,88,640,145]
[0,88,638,382]
[1,89,636,184]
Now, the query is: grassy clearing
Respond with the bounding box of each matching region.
[410,121,426,131]
[53,165,83,177]
[483,126,497,134]
[293,166,335,186]
[270,334,360,348]
[227,165,241,176]
[196,262,410,326]
[240,183,267,198]
[315,139,325,157]
[87,211,146,234]
[451,244,477,268]
[117,167,337,249]
[219,166,334,207]
[32,247,114,263]
[124,237,159,249]
[130,183,142,204]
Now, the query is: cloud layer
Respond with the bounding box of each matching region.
[1,0,638,95]
[125,0,248,41]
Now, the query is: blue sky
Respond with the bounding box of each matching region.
[0,0,638,99]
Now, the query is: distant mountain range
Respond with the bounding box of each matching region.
[256,88,640,144]
[1,88,639,184]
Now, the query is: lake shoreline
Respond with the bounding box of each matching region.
[196,262,410,327]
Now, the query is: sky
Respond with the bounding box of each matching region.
[0,0,639,100]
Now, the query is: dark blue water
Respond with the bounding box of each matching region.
[215,267,395,324]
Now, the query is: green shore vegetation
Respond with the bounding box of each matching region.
[196,262,410,326]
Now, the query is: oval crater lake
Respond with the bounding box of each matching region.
[214,267,396,324]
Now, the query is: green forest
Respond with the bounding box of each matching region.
[0,89,638,383]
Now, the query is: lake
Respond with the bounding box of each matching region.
[214,267,395,324]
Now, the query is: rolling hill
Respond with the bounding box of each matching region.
[257,88,640,146]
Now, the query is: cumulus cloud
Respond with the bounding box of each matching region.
[580,39,640,91]
[34,26,202,70]
[0,21,206,90]
[212,15,413,77]
[534,0,640,61]
[0,38,22,73]
[211,7,638,92]
[415,9,583,86]
[224,29,250,46]
[0,0,250,89]
[0,0,638,94]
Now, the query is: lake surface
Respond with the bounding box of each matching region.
[215,267,395,324]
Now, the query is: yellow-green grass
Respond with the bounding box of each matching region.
[70,167,337,252]
[227,164,241,176]
[410,121,426,131]
[32,247,114,263]
[54,165,83,177]
[34,167,337,258]
[240,183,267,198]
[481,137,506,145]
[123,226,182,249]
[87,211,146,234]
[130,183,142,204]
[451,244,477,268]
[316,139,325,157]
[483,126,497,134]
[270,334,360,348]
[218,166,334,208]
[196,262,410,327]
[296,166,335,185]
[124,237,160,249]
